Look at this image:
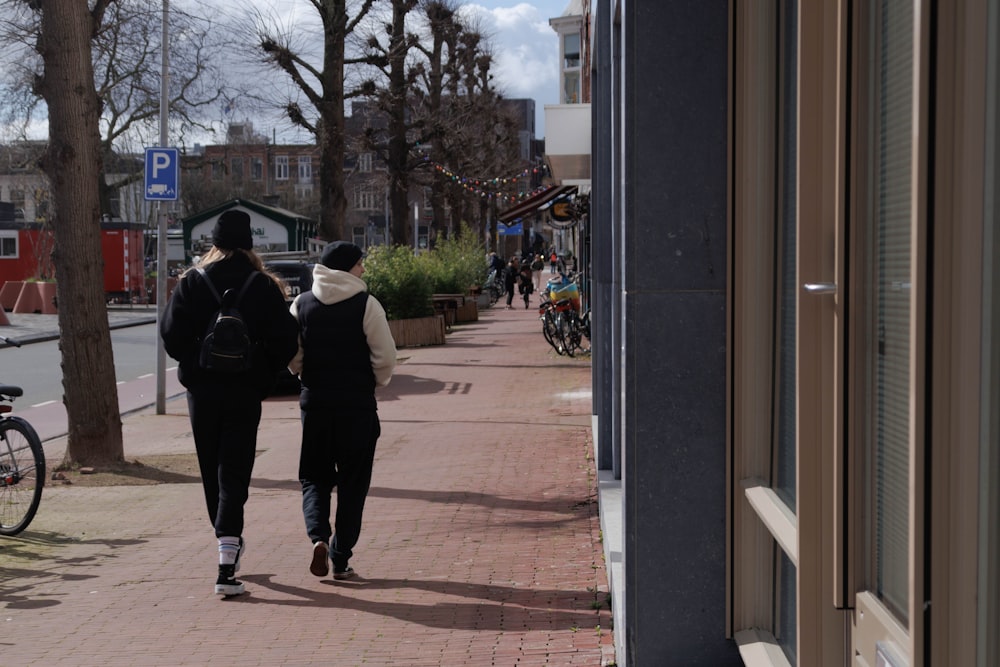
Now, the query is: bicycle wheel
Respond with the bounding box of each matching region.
[541,310,565,354]
[570,310,591,354]
[556,312,575,357]
[0,416,45,536]
[563,312,584,356]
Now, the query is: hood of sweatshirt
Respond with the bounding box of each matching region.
[308,263,367,305]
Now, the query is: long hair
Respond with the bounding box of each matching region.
[186,247,288,293]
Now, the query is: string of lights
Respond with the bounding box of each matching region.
[423,158,550,203]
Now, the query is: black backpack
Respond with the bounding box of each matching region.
[196,268,259,373]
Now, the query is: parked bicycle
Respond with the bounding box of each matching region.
[539,299,568,354]
[539,272,590,357]
[0,335,45,536]
[486,268,507,305]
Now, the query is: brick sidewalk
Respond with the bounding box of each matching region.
[0,305,613,666]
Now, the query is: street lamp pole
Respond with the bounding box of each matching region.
[155,0,169,414]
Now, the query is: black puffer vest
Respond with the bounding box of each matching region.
[296,290,376,409]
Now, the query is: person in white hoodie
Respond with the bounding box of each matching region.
[288,241,396,580]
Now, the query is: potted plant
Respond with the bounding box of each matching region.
[363,245,443,347]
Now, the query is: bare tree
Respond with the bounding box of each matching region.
[23,0,123,466]
[359,0,516,246]
[92,1,224,217]
[256,0,380,241]
[1,1,226,219]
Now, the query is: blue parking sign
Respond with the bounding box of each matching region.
[144,147,179,201]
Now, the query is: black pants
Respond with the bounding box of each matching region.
[299,404,380,569]
[187,386,262,538]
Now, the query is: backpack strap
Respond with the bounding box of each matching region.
[233,271,260,307]
[196,267,259,306]
[195,267,222,304]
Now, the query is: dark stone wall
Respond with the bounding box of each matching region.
[595,0,740,663]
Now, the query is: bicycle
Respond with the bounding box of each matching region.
[554,300,590,357]
[0,335,45,536]
[538,299,568,355]
[486,269,507,306]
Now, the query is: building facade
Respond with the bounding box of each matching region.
[591,1,1000,666]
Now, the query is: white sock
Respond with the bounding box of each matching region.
[218,536,240,565]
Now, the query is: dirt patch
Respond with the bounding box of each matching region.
[50,453,202,487]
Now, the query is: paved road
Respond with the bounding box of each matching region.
[0,306,179,442]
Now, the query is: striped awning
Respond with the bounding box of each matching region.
[496,185,578,223]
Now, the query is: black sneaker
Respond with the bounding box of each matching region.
[309,541,329,577]
[215,564,245,596]
[333,565,356,581]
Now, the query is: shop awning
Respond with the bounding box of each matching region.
[497,185,578,223]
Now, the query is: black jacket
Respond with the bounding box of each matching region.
[160,253,300,398]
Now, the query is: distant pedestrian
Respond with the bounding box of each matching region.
[530,253,545,292]
[160,209,299,597]
[518,260,535,309]
[504,256,520,309]
[549,249,558,274]
[289,241,397,581]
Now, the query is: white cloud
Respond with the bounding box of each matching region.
[459,2,561,136]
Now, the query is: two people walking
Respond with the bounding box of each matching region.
[160,210,395,596]
[503,254,535,310]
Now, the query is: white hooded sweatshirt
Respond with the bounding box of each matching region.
[287,264,396,387]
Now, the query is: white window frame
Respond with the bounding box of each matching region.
[275,155,289,181]
[0,231,19,259]
[354,184,379,211]
[298,156,313,183]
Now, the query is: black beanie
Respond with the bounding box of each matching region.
[212,210,253,250]
[320,241,364,271]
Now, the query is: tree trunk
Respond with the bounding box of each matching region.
[317,112,347,241]
[387,0,414,246]
[34,0,124,466]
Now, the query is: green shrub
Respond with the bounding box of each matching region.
[363,245,434,320]
[421,224,489,294]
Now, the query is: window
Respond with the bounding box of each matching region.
[352,226,366,247]
[563,71,580,104]
[358,153,373,172]
[231,157,243,181]
[251,157,263,181]
[298,156,312,183]
[862,0,914,623]
[564,32,581,69]
[212,162,224,181]
[9,189,25,210]
[354,184,379,211]
[275,155,289,180]
[774,0,798,512]
[0,231,18,258]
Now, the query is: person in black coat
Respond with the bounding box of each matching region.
[503,256,520,309]
[518,260,535,309]
[160,209,299,597]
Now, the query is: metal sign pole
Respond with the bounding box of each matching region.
[155,0,169,414]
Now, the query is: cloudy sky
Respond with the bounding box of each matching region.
[461,0,567,137]
[225,0,568,141]
[2,1,570,144]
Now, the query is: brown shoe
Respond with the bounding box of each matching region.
[333,566,356,580]
[309,541,329,577]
